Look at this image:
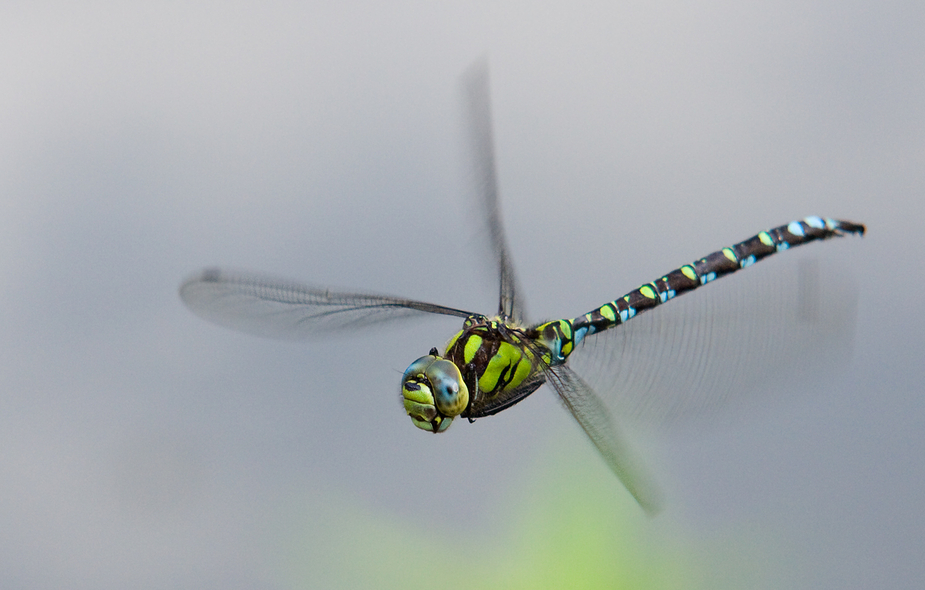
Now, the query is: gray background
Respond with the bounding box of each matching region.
[1,1,922,588]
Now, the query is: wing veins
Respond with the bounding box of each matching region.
[180,268,475,339]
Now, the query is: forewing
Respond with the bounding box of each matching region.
[462,60,526,324]
[546,364,664,515]
[179,268,473,340]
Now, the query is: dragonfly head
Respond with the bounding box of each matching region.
[401,352,469,433]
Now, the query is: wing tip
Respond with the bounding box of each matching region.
[637,488,665,517]
[178,267,224,303]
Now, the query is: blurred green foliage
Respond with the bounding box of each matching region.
[277,429,773,589]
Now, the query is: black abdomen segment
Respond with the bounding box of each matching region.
[566,217,865,348]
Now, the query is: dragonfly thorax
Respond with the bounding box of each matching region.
[445,317,534,391]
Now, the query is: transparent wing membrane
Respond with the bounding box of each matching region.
[547,364,664,514]
[180,268,473,340]
[462,60,525,324]
[567,253,859,425]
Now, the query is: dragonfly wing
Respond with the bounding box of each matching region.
[568,253,859,424]
[462,60,526,324]
[179,268,474,340]
[547,364,664,515]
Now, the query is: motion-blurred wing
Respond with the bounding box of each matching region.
[569,252,859,424]
[180,268,474,340]
[547,364,663,515]
[462,60,526,324]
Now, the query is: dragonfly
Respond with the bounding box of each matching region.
[180,64,865,514]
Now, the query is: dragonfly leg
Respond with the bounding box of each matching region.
[463,363,480,423]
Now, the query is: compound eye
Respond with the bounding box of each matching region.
[426,359,469,417]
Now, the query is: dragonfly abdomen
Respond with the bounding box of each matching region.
[531,217,865,365]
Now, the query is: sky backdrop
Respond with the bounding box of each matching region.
[1,1,923,588]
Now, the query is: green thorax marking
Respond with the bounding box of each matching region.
[444,316,547,398]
